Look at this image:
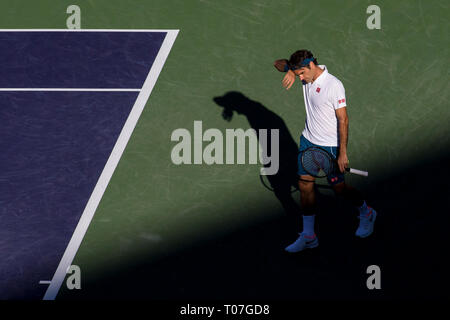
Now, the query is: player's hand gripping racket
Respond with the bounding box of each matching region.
[301,146,368,177]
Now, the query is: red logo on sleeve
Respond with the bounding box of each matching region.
[316,87,321,93]
[338,98,345,104]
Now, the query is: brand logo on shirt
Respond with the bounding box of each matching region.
[316,87,321,93]
[338,98,345,104]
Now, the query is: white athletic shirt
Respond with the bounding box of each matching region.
[301,65,347,147]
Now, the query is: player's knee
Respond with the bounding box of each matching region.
[332,182,346,195]
[299,179,314,193]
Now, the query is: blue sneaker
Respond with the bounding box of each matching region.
[285,233,319,252]
[356,207,377,238]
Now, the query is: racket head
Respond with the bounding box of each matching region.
[300,146,336,178]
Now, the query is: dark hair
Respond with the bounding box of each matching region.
[288,50,318,69]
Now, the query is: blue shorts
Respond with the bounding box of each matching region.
[297,135,345,186]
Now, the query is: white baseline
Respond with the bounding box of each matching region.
[0,88,140,92]
[0,29,174,33]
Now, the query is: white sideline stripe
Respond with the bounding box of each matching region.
[0,88,141,92]
[42,29,179,300]
[39,281,51,285]
[0,29,177,32]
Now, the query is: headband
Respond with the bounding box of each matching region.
[289,57,315,70]
[300,57,315,66]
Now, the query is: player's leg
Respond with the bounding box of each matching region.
[285,175,319,252]
[298,175,317,236]
[325,146,361,206]
[285,135,320,252]
[332,181,363,207]
[299,175,316,212]
[332,182,377,238]
[298,135,318,228]
[326,144,378,238]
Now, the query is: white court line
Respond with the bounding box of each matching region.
[0,88,140,92]
[39,29,179,300]
[0,29,174,32]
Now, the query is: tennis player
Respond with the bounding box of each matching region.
[274,50,377,252]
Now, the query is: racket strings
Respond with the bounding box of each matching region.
[302,147,334,177]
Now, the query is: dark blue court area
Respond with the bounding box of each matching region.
[0,31,166,299]
[0,31,165,88]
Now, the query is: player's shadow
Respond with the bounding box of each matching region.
[213,91,304,221]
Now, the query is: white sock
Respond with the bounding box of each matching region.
[302,215,315,236]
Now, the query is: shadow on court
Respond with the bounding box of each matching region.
[58,93,450,300]
[214,91,301,219]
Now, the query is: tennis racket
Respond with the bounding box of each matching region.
[301,146,368,178]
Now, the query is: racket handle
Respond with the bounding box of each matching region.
[346,167,368,177]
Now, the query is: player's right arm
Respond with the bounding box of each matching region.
[273,59,296,90]
[274,59,289,72]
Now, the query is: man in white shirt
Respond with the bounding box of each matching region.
[274,50,377,252]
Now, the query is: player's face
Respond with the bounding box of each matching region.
[294,65,314,83]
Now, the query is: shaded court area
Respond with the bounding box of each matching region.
[59,94,450,300]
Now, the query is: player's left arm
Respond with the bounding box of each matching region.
[336,107,349,173]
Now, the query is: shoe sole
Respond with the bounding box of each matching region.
[285,239,319,252]
[356,211,377,238]
[305,240,319,249]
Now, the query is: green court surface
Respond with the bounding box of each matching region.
[3,0,449,300]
